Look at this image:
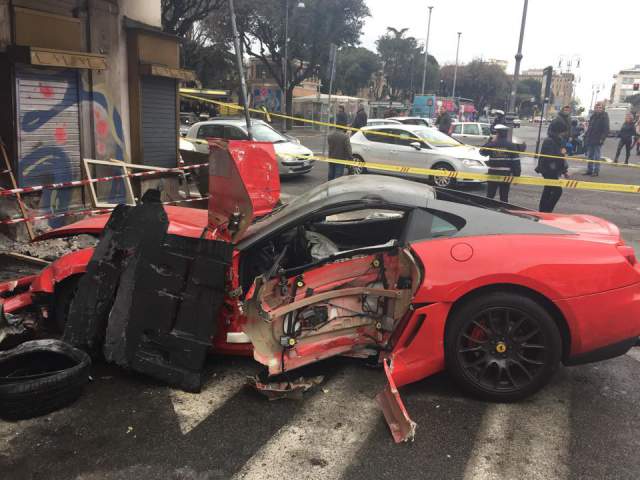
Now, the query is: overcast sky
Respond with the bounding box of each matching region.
[360,0,638,106]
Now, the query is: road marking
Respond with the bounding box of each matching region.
[232,367,380,480]
[463,381,571,480]
[170,369,250,435]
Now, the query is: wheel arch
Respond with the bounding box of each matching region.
[445,283,572,362]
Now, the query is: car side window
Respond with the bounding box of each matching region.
[463,124,480,135]
[197,124,224,139]
[403,208,465,242]
[363,130,395,144]
[225,126,249,140]
[387,129,417,147]
[480,124,491,136]
[452,124,462,134]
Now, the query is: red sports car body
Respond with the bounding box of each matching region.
[2,140,640,442]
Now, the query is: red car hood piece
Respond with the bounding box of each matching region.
[35,206,209,241]
[208,140,280,242]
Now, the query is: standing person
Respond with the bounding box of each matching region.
[583,102,609,176]
[536,129,569,213]
[479,124,524,202]
[614,113,635,164]
[351,103,368,132]
[548,105,572,141]
[335,105,348,128]
[568,119,584,154]
[635,114,640,155]
[435,106,452,135]
[327,115,352,181]
[490,110,506,133]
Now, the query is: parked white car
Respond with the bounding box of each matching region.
[367,119,402,126]
[452,122,527,149]
[184,119,314,177]
[350,124,488,187]
[386,116,433,127]
[451,122,493,146]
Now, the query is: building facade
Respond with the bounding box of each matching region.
[610,65,640,105]
[0,0,193,235]
[520,68,575,111]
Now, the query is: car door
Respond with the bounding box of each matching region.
[451,123,463,143]
[361,128,398,164]
[461,123,485,146]
[388,129,437,174]
[194,124,225,154]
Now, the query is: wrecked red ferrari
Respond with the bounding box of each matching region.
[2,140,640,442]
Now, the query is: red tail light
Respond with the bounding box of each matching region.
[617,244,637,266]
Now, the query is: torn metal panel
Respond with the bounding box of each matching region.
[63,192,232,392]
[63,199,168,355]
[249,375,324,400]
[376,358,417,443]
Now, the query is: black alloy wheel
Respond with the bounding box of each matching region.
[445,292,561,402]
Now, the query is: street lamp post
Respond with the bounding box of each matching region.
[420,6,434,95]
[451,32,462,98]
[508,0,528,113]
[282,0,305,130]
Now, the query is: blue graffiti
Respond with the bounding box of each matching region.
[20,146,73,228]
[19,74,129,220]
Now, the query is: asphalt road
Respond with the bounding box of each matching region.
[3,124,640,479]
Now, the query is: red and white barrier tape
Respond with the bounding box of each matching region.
[0,163,209,197]
[0,195,210,225]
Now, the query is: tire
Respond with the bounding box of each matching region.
[349,154,367,175]
[445,292,561,402]
[53,275,81,332]
[430,163,456,188]
[0,339,91,420]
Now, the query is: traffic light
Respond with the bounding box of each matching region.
[634,83,639,91]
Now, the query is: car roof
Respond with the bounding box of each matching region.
[238,175,437,249]
[388,116,428,121]
[192,118,268,128]
[360,124,424,132]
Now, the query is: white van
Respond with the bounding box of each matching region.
[606,106,630,136]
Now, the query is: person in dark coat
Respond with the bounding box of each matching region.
[479,124,524,202]
[536,130,569,213]
[327,114,352,180]
[568,119,584,154]
[583,102,609,176]
[350,103,368,132]
[435,106,452,135]
[614,113,635,164]
[335,105,348,127]
[548,105,572,140]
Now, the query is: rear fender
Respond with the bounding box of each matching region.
[30,248,93,294]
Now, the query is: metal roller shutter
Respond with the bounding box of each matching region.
[141,76,177,168]
[16,68,81,187]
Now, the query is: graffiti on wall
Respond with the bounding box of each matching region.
[18,71,127,226]
[252,87,281,113]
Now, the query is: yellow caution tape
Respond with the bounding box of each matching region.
[179,92,640,170]
[280,152,640,194]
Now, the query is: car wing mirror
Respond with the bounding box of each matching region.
[409,141,422,150]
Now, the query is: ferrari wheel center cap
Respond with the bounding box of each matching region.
[495,342,507,354]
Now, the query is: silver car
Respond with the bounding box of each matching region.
[451,122,492,146]
[350,124,488,188]
[184,119,314,177]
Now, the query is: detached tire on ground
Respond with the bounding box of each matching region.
[0,339,91,420]
[445,291,561,402]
